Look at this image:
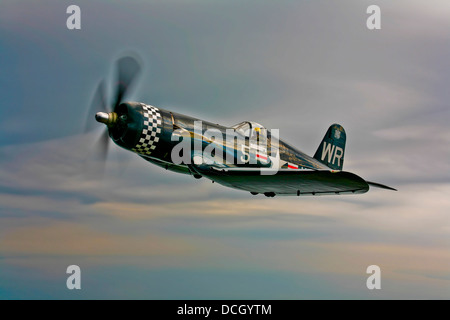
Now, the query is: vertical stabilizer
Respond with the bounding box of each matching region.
[313,124,346,171]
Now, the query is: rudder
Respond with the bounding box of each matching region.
[313,124,346,171]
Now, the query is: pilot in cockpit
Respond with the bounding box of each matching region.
[252,127,267,145]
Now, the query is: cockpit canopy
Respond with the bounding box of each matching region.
[232,121,266,137]
[232,121,268,146]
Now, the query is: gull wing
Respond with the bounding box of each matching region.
[198,167,370,195]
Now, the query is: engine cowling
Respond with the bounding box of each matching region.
[108,102,163,157]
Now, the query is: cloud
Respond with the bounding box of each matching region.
[0,0,449,299]
[0,221,193,257]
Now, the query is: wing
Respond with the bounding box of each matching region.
[195,166,370,196]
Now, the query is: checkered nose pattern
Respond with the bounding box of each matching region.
[131,104,162,156]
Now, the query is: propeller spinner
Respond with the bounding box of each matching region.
[95,111,118,126]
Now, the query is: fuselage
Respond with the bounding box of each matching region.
[110,102,329,180]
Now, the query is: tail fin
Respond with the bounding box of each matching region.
[313,124,346,171]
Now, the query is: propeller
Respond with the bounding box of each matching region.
[84,55,142,176]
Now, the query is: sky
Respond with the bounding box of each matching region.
[0,0,449,299]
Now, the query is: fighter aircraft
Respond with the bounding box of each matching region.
[86,56,396,197]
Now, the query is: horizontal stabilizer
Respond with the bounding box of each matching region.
[367,181,397,191]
